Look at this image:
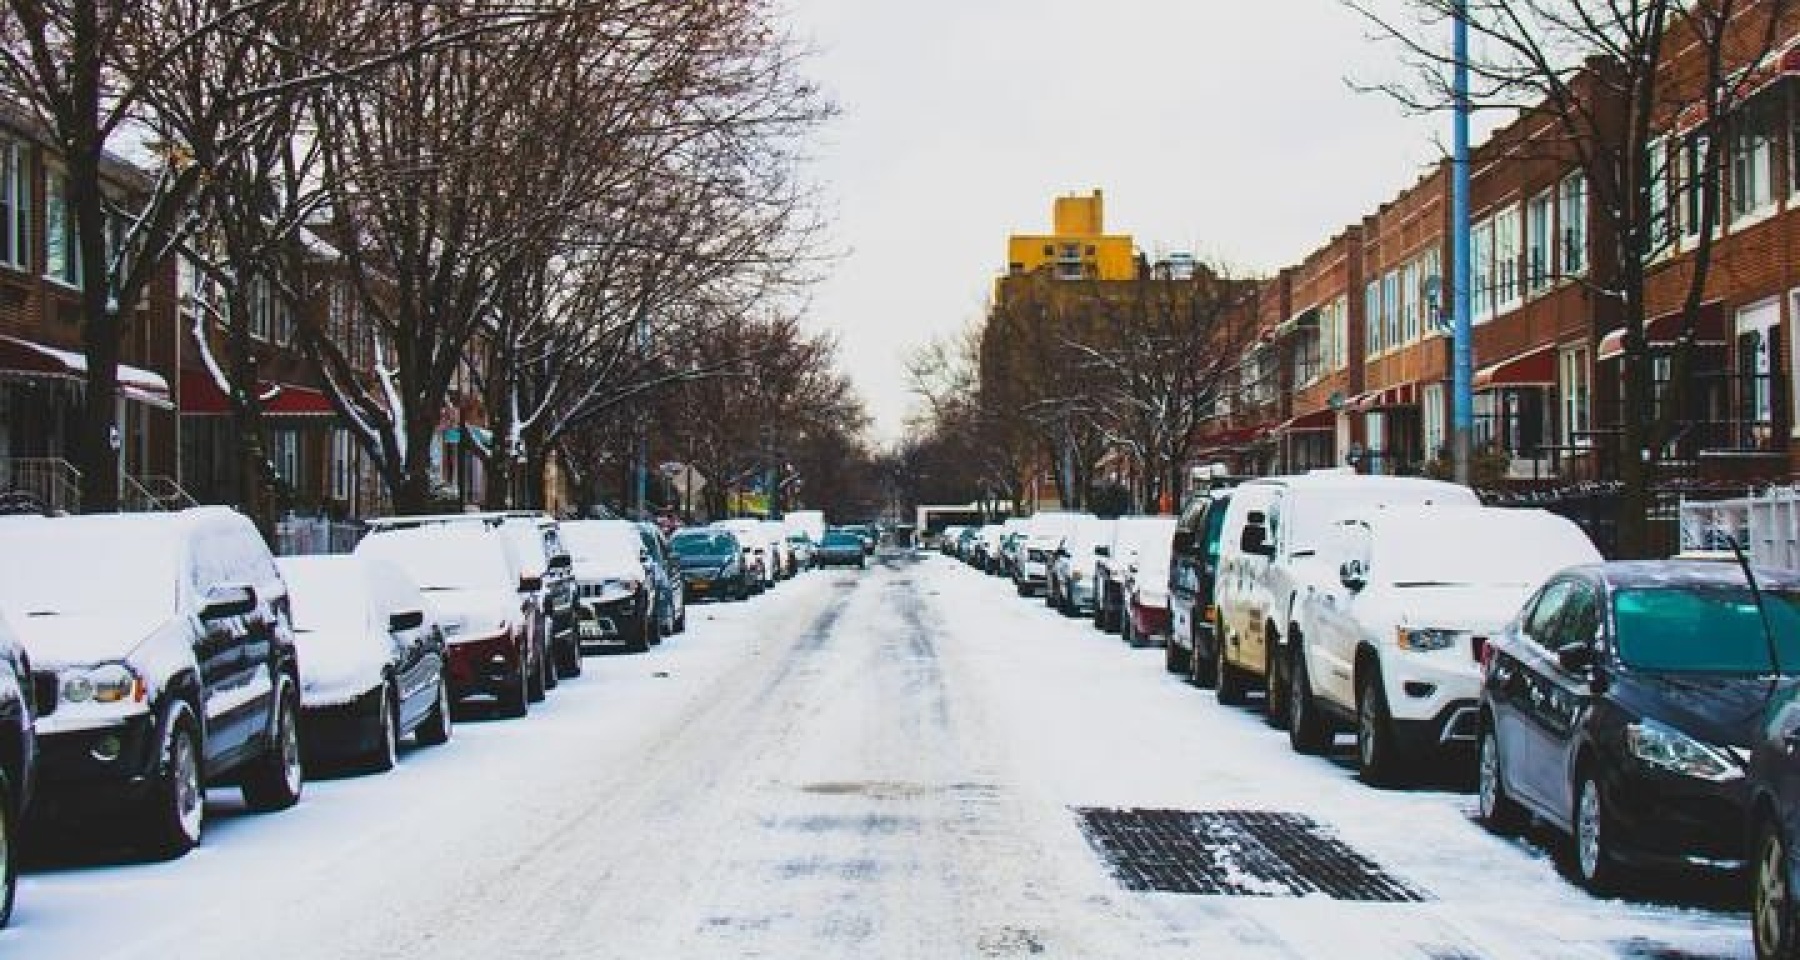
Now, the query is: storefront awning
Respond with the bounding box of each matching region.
[1596,300,1726,362]
[178,369,336,416]
[1474,342,1557,391]
[1350,382,1419,411]
[1274,408,1336,433]
[0,334,172,409]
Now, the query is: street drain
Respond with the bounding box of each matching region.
[1075,808,1428,902]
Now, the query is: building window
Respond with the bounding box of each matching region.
[1680,135,1714,240]
[1494,205,1521,311]
[1732,94,1778,222]
[1327,294,1349,371]
[1561,173,1588,277]
[1400,260,1419,343]
[1647,137,1672,257]
[1365,279,1382,354]
[1293,325,1321,387]
[1422,383,1445,461]
[249,278,271,340]
[272,429,300,486]
[1559,345,1591,449]
[1526,190,1552,293]
[1471,217,1494,323]
[330,429,353,501]
[0,140,25,270]
[1365,411,1387,473]
[1736,299,1781,447]
[1382,270,1400,348]
[44,168,80,289]
[1419,247,1442,331]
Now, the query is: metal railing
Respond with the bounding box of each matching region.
[0,458,81,514]
[273,515,365,556]
[133,475,199,511]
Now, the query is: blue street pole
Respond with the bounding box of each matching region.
[1451,0,1474,485]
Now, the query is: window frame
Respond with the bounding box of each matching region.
[1561,173,1589,277]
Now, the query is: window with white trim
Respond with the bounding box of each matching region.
[43,168,79,288]
[1382,269,1400,348]
[1732,93,1778,222]
[0,140,25,270]
[1494,205,1521,311]
[1680,135,1714,240]
[1526,190,1552,293]
[1736,298,1780,439]
[1419,247,1442,332]
[1559,345,1591,449]
[1472,217,1494,323]
[249,277,271,341]
[1422,383,1445,461]
[1647,136,1672,257]
[1365,279,1383,354]
[1561,173,1588,276]
[330,429,353,501]
[1400,260,1419,343]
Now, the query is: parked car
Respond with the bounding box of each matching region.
[277,555,453,773]
[1011,512,1091,597]
[814,530,869,569]
[1047,515,1117,617]
[0,611,33,927]
[938,525,967,556]
[1211,471,1478,721]
[670,529,751,601]
[971,523,1005,572]
[355,523,540,717]
[635,521,687,635]
[1477,560,1800,893]
[1750,678,1800,960]
[1123,542,1174,649]
[1167,491,1233,683]
[785,531,816,571]
[761,520,797,579]
[1285,506,1601,782]
[714,519,774,590]
[560,520,659,653]
[0,508,303,858]
[1097,514,1179,635]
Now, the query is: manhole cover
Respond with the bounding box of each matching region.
[1075,808,1428,901]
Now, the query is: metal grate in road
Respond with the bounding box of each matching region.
[1075,807,1428,902]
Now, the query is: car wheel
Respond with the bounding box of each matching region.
[1356,669,1403,787]
[1164,631,1190,674]
[1476,726,1526,834]
[1287,649,1332,755]
[1574,770,1620,893]
[527,639,548,703]
[1756,816,1799,960]
[625,614,650,654]
[558,632,583,678]
[416,676,453,747]
[1191,622,1217,688]
[499,657,531,719]
[1216,638,1249,707]
[242,681,304,812]
[1264,636,1290,731]
[539,618,560,691]
[142,710,205,858]
[357,681,400,775]
[0,770,13,928]
[675,606,688,634]
[1121,607,1137,647]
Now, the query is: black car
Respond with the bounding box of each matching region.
[1751,679,1800,960]
[671,529,750,601]
[0,613,34,928]
[814,530,868,569]
[1167,489,1233,687]
[1477,560,1800,892]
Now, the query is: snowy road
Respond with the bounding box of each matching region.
[7,550,1756,958]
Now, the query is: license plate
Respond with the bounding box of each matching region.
[691,580,711,591]
[578,623,603,637]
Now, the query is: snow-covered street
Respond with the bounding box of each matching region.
[5,549,1758,959]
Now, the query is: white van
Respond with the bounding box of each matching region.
[1209,472,1478,719]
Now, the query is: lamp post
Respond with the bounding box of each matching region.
[1451,0,1475,485]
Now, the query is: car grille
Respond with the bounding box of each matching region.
[31,670,57,717]
[1027,549,1048,563]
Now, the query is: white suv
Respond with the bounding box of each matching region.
[1210,471,1478,721]
[1284,505,1601,784]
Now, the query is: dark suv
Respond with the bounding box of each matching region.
[0,508,304,858]
[1167,488,1235,687]
[0,611,35,927]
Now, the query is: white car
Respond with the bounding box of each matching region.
[1285,505,1602,783]
[713,518,776,588]
[1010,512,1090,595]
[1048,515,1116,616]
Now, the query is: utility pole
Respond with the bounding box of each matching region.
[1451,0,1474,485]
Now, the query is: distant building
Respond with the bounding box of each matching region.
[1004,190,1136,282]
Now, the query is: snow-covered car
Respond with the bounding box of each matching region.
[1047,516,1116,616]
[1167,490,1235,683]
[760,521,796,578]
[785,531,816,571]
[714,518,774,589]
[814,530,868,569]
[1095,514,1178,633]
[1123,544,1173,648]
[670,529,750,601]
[1212,471,1478,719]
[1010,512,1090,596]
[355,524,539,717]
[1285,505,1602,782]
[0,610,33,927]
[635,521,687,636]
[277,555,453,774]
[0,508,304,858]
[560,520,658,653]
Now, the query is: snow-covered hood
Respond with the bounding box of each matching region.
[11,610,166,671]
[573,558,642,583]
[1369,584,1531,633]
[421,588,519,641]
[294,624,388,707]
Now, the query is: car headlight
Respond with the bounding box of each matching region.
[63,662,143,704]
[1396,627,1459,652]
[1625,719,1742,781]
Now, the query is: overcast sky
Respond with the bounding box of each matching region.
[783,0,1485,446]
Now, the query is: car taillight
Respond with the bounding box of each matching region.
[1473,636,1491,667]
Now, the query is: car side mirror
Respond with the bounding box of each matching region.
[389,609,425,631]
[1339,560,1367,592]
[199,584,257,621]
[1239,523,1271,557]
[1556,641,1595,674]
[1170,531,1194,554]
[1095,545,1111,558]
[519,574,543,593]
[549,554,571,570]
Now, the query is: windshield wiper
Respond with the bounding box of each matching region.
[1391,580,1471,588]
[24,610,59,617]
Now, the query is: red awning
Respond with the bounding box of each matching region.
[1350,382,1420,411]
[1474,343,1557,390]
[1597,300,1727,362]
[1275,408,1336,433]
[0,334,172,409]
[179,369,336,417]
[1191,424,1270,451]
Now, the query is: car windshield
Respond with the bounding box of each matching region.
[359,529,512,592]
[1116,517,1177,557]
[0,519,179,617]
[672,532,736,558]
[1372,515,1595,587]
[559,523,641,567]
[1613,586,1800,674]
[280,558,370,633]
[823,532,861,548]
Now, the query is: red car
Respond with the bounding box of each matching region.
[1122,556,1172,649]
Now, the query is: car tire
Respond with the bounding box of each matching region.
[539,617,560,691]
[1015,581,1029,597]
[558,633,583,678]
[1476,726,1526,834]
[1356,669,1404,787]
[416,677,453,747]
[499,658,530,719]
[0,770,13,928]
[1574,769,1621,894]
[1216,639,1249,707]
[1756,815,1800,960]
[1191,622,1217,688]
[1287,649,1332,755]
[1164,631,1190,674]
[141,709,205,859]
[527,640,548,703]
[1264,635,1290,731]
[675,606,688,634]
[1121,607,1137,647]
[242,681,304,812]
[625,614,651,654]
[356,681,400,775]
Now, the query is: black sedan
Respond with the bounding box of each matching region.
[0,613,33,928]
[1476,560,1800,892]
[670,530,750,601]
[814,531,868,569]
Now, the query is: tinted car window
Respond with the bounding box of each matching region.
[672,533,735,556]
[1554,583,1601,650]
[1613,586,1800,673]
[1523,580,1575,647]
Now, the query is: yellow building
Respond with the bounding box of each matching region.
[1004,190,1137,282]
